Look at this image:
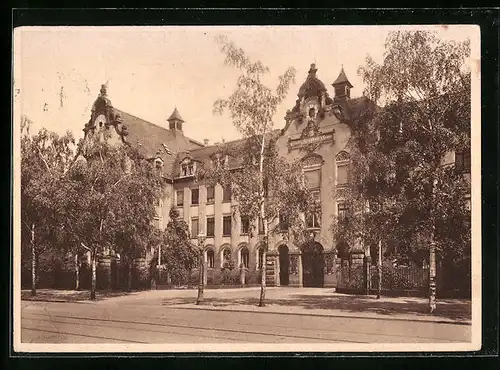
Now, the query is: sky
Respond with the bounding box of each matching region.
[13,25,478,144]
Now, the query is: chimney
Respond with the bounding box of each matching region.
[204,138,209,146]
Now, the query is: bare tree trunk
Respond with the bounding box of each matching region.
[258,135,267,308]
[75,254,80,291]
[30,223,36,297]
[377,239,382,299]
[90,253,96,300]
[128,262,132,292]
[429,234,437,313]
[429,175,437,313]
[196,250,204,305]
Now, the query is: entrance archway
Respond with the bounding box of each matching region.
[278,245,289,286]
[302,242,324,287]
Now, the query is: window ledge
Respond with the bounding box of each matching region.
[222,234,231,237]
[207,200,215,204]
[191,204,199,207]
[240,233,249,236]
[306,227,321,231]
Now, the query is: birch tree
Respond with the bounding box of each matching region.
[355,30,471,311]
[59,140,162,299]
[203,36,318,307]
[21,117,76,295]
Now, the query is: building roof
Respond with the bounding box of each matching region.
[332,67,353,88]
[171,130,281,179]
[167,107,184,123]
[297,63,328,99]
[114,108,203,178]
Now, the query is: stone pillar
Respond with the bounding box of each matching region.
[98,256,112,290]
[298,253,303,288]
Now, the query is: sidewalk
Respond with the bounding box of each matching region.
[21,287,472,325]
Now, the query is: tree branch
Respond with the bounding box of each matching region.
[35,145,52,175]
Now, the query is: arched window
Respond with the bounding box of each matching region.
[205,248,215,269]
[239,247,249,268]
[221,247,232,268]
[256,247,264,270]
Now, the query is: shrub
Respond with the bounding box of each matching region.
[169,266,189,287]
[245,269,262,285]
[207,269,221,286]
[220,267,240,285]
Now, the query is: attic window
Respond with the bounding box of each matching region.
[213,154,229,168]
[154,158,163,169]
[180,161,195,177]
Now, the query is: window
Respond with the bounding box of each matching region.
[306,213,321,229]
[154,158,163,170]
[465,196,471,212]
[223,215,231,236]
[205,249,215,268]
[153,218,160,230]
[258,217,265,234]
[206,186,215,204]
[180,162,195,177]
[257,248,264,270]
[213,154,228,168]
[338,202,349,221]
[455,150,471,173]
[240,216,250,235]
[279,213,289,231]
[337,164,349,185]
[304,169,321,189]
[221,248,232,268]
[222,186,232,203]
[191,218,199,239]
[206,217,215,237]
[191,188,199,205]
[240,247,249,268]
[176,190,184,206]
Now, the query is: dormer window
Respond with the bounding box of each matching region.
[154,158,163,170]
[213,153,229,168]
[180,159,196,178]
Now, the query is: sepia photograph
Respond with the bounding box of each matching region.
[12,24,481,353]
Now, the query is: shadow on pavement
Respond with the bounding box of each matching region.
[161,294,471,321]
[21,289,135,303]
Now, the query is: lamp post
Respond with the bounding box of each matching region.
[196,232,206,305]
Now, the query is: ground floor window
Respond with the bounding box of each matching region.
[221,248,232,268]
[257,248,264,270]
[205,249,215,268]
[239,247,249,268]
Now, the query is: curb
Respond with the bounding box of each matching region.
[22,297,96,304]
[165,305,472,326]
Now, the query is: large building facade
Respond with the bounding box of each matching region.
[83,64,470,289]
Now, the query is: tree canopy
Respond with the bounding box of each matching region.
[333,30,471,268]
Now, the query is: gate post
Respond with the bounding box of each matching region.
[298,253,303,288]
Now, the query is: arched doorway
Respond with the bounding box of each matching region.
[302,242,324,287]
[278,245,289,286]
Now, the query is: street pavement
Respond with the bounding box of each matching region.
[20,287,471,344]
